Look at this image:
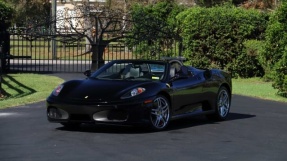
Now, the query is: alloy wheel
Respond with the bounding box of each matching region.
[150,96,170,130]
[217,89,230,118]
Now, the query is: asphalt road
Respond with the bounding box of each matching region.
[0,74,287,161]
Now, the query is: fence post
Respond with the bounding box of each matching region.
[51,0,57,59]
[0,30,10,73]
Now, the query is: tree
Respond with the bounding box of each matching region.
[52,1,185,70]
[0,0,14,97]
[13,0,185,72]
[126,0,186,59]
[54,2,130,71]
[1,0,50,27]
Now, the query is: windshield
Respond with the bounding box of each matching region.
[92,61,166,81]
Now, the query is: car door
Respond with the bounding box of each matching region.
[170,67,204,116]
[202,70,220,107]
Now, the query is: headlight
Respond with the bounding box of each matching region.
[52,84,64,96]
[121,87,146,99]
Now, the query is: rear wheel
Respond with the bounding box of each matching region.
[150,95,170,131]
[207,87,231,121]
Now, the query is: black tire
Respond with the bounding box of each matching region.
[207,86,231,121]
[149,95,171,131]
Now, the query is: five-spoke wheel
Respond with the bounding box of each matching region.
[150,95,170,130]
[217,87,230,118]
[207,86,231,120]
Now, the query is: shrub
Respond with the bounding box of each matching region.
[263,1,287,94]
[241,40,265,77]
[127,1,186,58]
[176,4,267,77]
[272,50,287,96]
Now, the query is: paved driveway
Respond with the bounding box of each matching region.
[0,74,287,161]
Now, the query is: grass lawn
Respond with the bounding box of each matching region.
[0,74,64,109]
[232,77,287,103]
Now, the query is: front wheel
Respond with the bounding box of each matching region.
[149,95,170,131]
[207,87,231,121]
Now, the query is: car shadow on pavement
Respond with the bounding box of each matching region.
[167,112,256,131]
[55,112,255,134]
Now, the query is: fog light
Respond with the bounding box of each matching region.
[93,111,109,121]
[47,107,68,119]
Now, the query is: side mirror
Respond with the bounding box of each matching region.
[84,70,91,77]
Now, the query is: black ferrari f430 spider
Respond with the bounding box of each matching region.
[47,58,232,130]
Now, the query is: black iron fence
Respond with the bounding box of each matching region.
[5,28,180,73]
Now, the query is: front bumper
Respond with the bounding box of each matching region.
[46,97,155,126]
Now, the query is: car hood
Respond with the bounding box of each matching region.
[57,78,157,102]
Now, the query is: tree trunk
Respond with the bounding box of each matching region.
[90,44,107,72]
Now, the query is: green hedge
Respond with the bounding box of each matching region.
[263,2,287,95]
[127,1,185,58]
[176,5,268,77]
[272,51,287,96]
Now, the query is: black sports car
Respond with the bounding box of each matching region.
[46,58,232,130]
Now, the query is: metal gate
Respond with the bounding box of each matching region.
[7,28,180,73]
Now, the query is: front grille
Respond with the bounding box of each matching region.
[93,110,128,122]
[69,114,92,121]
[107,110,128,121]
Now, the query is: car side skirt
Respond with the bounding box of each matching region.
[171,109,215,120]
